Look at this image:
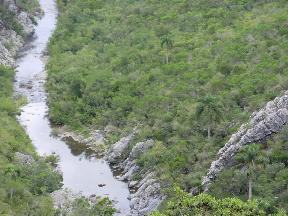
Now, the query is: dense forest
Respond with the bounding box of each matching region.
[46,0,288,213]
[2,0,288,214]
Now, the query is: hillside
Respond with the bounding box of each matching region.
[47,0,288,214]
[0,1,64,215]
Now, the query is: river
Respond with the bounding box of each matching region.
[14,0,130,214]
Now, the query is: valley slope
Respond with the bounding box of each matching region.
[47,0,288,214]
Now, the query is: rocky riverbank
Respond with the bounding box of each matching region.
[0,0,39,66]
[105,137,164,216]
[59,126,164,215]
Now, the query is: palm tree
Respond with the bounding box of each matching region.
[236,144,265,200]
[161,36,174,64]
[195,95,223,139]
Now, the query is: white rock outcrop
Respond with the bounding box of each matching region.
[105,133,135,163]
[51,188,82,211]
[0,23,23,65]
[203,91,288,190]
[60,129,107,154]
[58,127,163,215]
[120,140,154,181]
[129,172,164,216]
[106,137,163,216]
[2,0,35,35]
[15,152,35,165]
[0,0,36,66]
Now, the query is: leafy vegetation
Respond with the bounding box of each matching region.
[55,197,115,216]
[0,5,24,36]
[0,65,63,215]
[151,187,286,216]
[0,63,117,215]
[16,0,40,14]
[210,128,288,210]
[47,0,288,212]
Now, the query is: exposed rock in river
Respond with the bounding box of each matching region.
[51,188,82,211]
[58,127,107,155]
[203,91,288,190]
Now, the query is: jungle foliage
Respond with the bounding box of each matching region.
[47,0,288,212]
[151,187,286,216]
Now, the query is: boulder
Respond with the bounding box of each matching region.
[105,133,135,163]
[60,128,107,155]
[15,152,35,165]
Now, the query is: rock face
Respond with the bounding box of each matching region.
[51,188,82,211]
[0,0,36,66]
[120,140,154,181]
[15,152,35,165]
[0,23,23,65]
[1,0,35,35]
[106,137,164,216]
[105,133,135,163]
[203,91,288,190]
[129,172,164,216]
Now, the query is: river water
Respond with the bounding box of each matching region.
[14,0,130,214]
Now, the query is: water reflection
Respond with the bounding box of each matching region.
[64,137,95,158]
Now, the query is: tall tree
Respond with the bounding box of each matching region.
[161,36,174,64]
[236,144,264,200]
[195,95,223,139]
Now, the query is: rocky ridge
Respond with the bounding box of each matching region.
[0,0,36,66]
[203,91,288,190]
[60,127,164,216]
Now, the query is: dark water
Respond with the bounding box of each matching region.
[14,0,130,214]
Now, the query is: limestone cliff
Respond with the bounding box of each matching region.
[203,91,288,190]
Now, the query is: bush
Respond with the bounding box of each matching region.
[151,187,286,216]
